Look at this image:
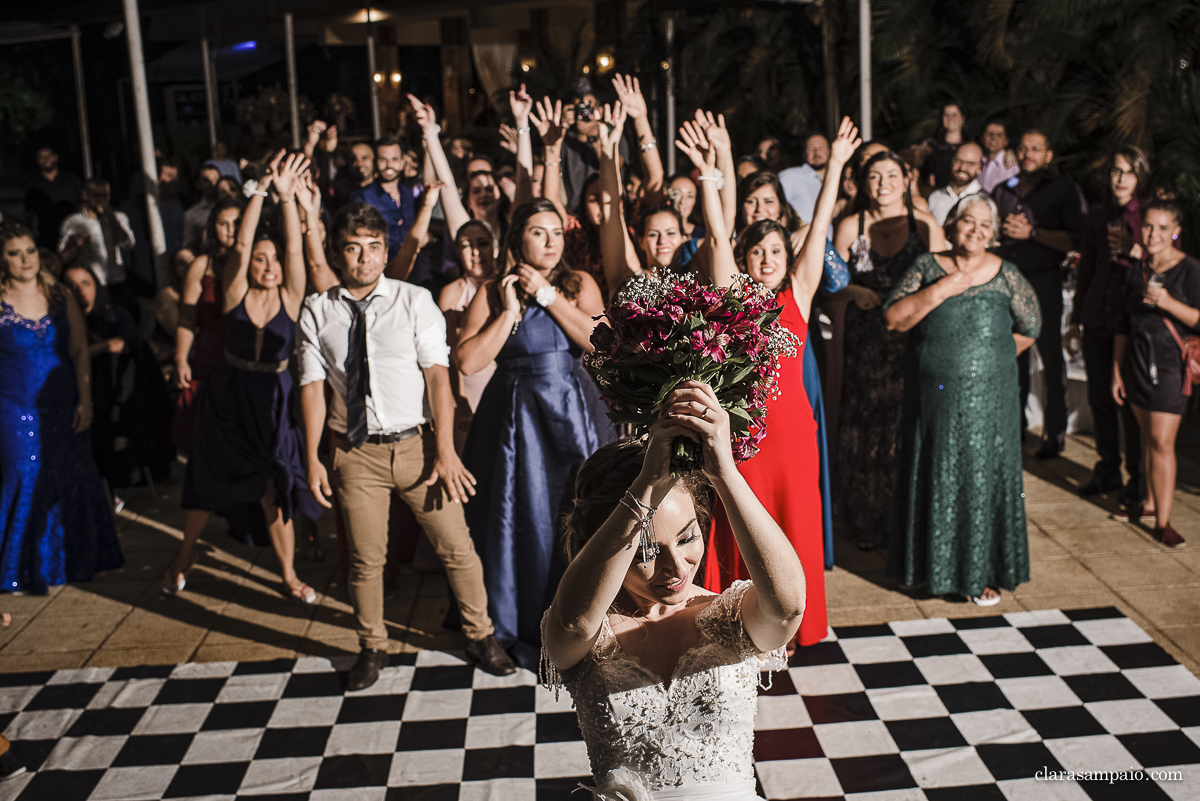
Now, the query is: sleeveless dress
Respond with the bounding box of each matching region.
[448,278,497,450]
[885,255,1041,596]
[172,271,226,454]
[463,303,611,670]
[808,242,851,569]
[704,288,826,646]
[181,295,319,546]
[541,581,786,800]
[835,210,926,545]
[0,302,123,593]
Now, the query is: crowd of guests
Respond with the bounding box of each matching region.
[3,81,1198,693]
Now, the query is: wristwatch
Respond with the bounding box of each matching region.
[535,285,558,308]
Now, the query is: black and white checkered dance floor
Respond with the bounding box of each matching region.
[1,607,1198,800]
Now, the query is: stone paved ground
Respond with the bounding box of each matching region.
[2,431,1199,677]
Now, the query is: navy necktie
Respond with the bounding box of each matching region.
[343,297,373,447]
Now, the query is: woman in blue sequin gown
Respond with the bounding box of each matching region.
[455,199,611,669]
[0,224,122,594]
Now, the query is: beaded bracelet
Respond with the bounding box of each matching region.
[619,490,660,562]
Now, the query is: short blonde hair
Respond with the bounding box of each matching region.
[944,192,1001,247]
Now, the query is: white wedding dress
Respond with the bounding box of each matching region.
[541,580,787,800]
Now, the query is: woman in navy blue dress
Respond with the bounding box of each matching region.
[455,199,609,669]
[164,152,320,602]
[0,223,122,593]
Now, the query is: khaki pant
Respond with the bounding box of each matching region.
[331,429,493,649]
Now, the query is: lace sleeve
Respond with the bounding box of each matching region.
[539,611,618,701]
[1003,262,1043,339]
[697,581,788,673]
[881,253,934,312]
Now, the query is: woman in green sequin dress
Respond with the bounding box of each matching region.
[883,193,1041,603]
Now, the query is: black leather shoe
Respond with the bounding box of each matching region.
[1078,475,1123,497]
[465,635,517,676]
[1035,437,1064,460]
[346,648,388,692]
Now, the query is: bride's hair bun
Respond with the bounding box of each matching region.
[561,438,713,563]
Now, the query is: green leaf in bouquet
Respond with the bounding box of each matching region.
[722,361,758,387]
[727,405,754,424]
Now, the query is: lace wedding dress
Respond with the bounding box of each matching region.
[541,581,787,800]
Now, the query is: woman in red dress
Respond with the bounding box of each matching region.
[699,118,861,647]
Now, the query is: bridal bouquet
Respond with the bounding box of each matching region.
[585,271,799,475]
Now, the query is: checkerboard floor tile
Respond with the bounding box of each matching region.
[2,607,1199,800]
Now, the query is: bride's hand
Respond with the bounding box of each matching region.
[661,381,737,481]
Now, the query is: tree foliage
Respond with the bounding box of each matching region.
[0,62,54,144]
[618,0,1200,244]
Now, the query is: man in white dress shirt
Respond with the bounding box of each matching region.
[778,133,831,223]
[927,142,984,226]
[298,203,515,690]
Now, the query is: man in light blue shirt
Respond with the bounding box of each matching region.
[778,133,830,224]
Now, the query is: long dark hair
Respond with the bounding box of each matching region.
[735,171,801,233]
[498,199,581,312]
[1109,145,1151,204]
[860,150,913,215]
[63,263,114,337]
[204,198,244,262]
[735,219,795,292]
[574,173,603,250]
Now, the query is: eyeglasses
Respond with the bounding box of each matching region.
[1110,168,1137,180]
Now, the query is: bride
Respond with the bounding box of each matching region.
[541,380,807,800]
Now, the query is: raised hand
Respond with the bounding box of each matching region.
[407,94,438,132]
[323,124,338,153]
[693,109,731,152]
[509,83,533,126]
[498,124,520,155]
[611,74,648,120]
[660,381,737,481]
[501,274,521,315]
[676,119,715,171]
[829,117,862,166]
[531,97,566,149]
[516,264,552,295]
[296,171,320,217]
[259,149,286,192]
[424,180,445,207]
[597,102,627,155]
[305,120,327,150]
[273,151,311,200]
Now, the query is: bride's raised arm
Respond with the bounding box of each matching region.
[542,416,681,674]
[667,382,807,653]
[543,381,806,673]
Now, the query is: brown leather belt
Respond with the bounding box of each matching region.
[339,425,425,445]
